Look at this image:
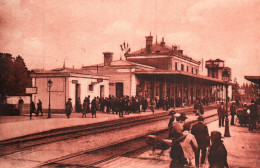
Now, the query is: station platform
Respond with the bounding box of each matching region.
[0,105,216,141]
[0,105,258,168]
[97,118,260,168]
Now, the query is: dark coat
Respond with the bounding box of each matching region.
[30,101,36,113]
[208,141,229,168]
[248,104,258,118]
[65,101,72,115]
[199,104,204,114]
[82,101,89,114]
[168,117,175,128]
[230,104,236,115]
[37,101,42,110]
[218,105,225,118]
[191,122,210,148]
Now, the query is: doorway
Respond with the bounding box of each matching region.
[100,85,104,98]
[116,82,123,98]
[75,84,81,112]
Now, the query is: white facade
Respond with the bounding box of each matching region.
[31,70,109,112]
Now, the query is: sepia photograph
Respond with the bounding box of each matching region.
[0,0,259,167]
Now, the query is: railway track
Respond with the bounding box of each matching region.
[0,105,217,157]
[39,111,219,168]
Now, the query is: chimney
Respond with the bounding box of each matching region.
[103,52,113,66]
[160,37,165,47]
[145,33,153,53]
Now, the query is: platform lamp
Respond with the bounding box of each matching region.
[47,79,53,118]
[222,69,231,137]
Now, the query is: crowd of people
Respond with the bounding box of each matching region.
[70,95,151,119]
[164,111,229,168]
[225,99,259,131]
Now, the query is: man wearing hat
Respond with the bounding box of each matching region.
[248,99,259,131]
[169,113,187,139]
[218,102,225,127]
[65,98,73,118]
[168,110,176,138]
[191,115,210,167]
[169,132,188,167]
[208,131,229,168]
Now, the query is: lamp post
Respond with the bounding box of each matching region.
[47,79,53,118]
[222,69,230,137]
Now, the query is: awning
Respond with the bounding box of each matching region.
[134,70,225,85]
[245,76,260,84]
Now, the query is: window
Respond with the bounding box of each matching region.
[196,69,198,75]
[175,62,178,70]
[89,84,94,91]
[192,67,194,74]
[181,64,184,71]
[187,66,189,72]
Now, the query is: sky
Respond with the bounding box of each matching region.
[0,0,259,84]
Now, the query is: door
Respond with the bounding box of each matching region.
[75,84,81,112]
[100,85,104,98]
[116,82,123,98]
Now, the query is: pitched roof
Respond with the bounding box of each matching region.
[82,59,156,70]
[127,43,173,56]
[30,68,109,79]
[126,43,200,65]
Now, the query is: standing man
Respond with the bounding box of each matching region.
[194,100,199,116]
[181,123,198,166]
[199,101,204,115]
[248,99,259,131]
[18,97,24,114]
[218,102,225,127]
[91,97,97,118]
[168,110,176,138]
[82,98,88,118]
[150,98,155,114]
[65,98,73,118]
[208,131,229,168]
[191,115,210,167]
[30,100,36,120]
[230,102,236,125]
[118,98,124,118]
[37,99,43,116]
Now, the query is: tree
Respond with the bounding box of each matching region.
[13,55,31,94]
[0,53,31,100]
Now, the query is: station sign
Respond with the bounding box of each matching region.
[26,87,37,94]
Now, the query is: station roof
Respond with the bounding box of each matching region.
[245,76,260,84]
[126,44,200,65]
[134,70,225,85]
[30,68,110,79]
[82,59,156,70]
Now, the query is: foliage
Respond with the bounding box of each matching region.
[240,82,258,102]
[0,53,32,97]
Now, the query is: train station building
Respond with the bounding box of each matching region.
[82,33,232,107]
[30,33,232,111]
[30,68,110,112]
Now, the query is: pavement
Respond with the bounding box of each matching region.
[134,117,260,168]
[0,105,208,141]
[0,107,217,168]
[0,105,259,168]
[0,108,169,141]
